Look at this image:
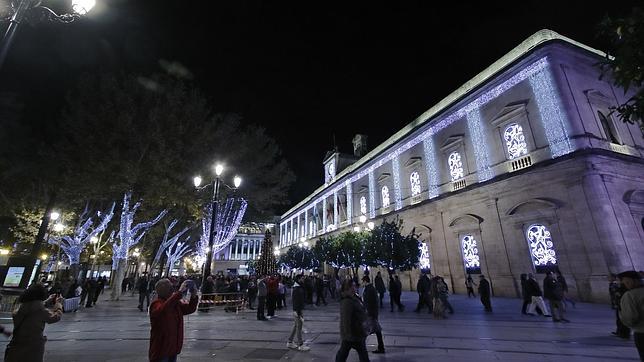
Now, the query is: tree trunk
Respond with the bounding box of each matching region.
[110,259,126,301]
[31,191,57,256]
[70,264,80,281]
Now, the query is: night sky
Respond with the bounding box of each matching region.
[0,1,639,212]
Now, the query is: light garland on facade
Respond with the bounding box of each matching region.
[345,181,352,225]
[333,190,338,227]
[282,57,574,235]
[381,186,390,209]
[392,155,402,210]
[466,108,494,182]
[526,224,557,267]
[504,123,528,159]
[461,234,481,272]
[448,152,464,181]
[410,171,421,197]
[419,242,430,270]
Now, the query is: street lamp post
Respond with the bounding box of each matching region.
[0,0,96,71]
[193,164,242,284]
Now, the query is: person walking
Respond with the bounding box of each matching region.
[478,275,492,312]
[148,279,198,362]
[374,272,386,308]
[388,275,404,312]
[556,270,575,308]
[137,275,150,312]
[84,278,97,308]
[362,276,385,354]
[526,273,550,316]
[286,275,310,352]
[437,276,454,314]
[335,278,370,362]
[520,274,531,314]
[267,274,278,318]
[543,271,568,322]
[465,274,476,298]
[278,277,287,310]
[257,275,268,321]
[617,271,644,360]
[94,276,105,305]
[612,276,632,339]
[4,283,63,362]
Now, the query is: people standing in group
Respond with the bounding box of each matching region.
[543,271,568,322]
[335,278,370,362]
[465,274,476,298]
[374,272,386,308]
[257,275,268,321]
[616,271,644,360]
[316,275,328,306]
[267,274,278,318]
[305,275,314,304]
[525,273,550,317]
[137,275,150,312]
[278,277,287,310]
[4,283,63,362]
[611,274,631,339]
[247,276,257,310]
[415,272,432,313]
[148,279,198,362]
[286,275,310,352]
[362,275,385,354]
[520,274,531,314]
[84,278,97,308]
[478,275,492,312]
[199,275,215,313]
[388,274,404,312]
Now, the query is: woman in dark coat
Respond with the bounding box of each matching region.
[335,278,370,362]
[5,283,63,362]
[520,273,530,314]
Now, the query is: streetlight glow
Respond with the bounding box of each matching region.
[233,175,242,188]
[353,226,361,232]
[90,236,98,244]
[53,223,64,232]
[72,0,96,15]
[40,254,48,261]
[50,211,60,221]
[359,215,367,223]
[367,222,375,230]
[0,249,9,255]
[214,164,224,176]
[193,175,202,188]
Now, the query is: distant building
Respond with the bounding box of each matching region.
[278,30,644,303]
[211,222,275,275]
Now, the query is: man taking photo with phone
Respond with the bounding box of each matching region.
[149,278,199,362]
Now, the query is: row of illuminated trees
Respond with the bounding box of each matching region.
[278,219,423,276]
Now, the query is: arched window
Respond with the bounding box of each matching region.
[419,242,431,271]
[410,171,421,197]
[359,196,367,215]
[503,123,528,159]
[448,151,464,181]
[461,234,481,274]
[525,224,557,273]
[598,111,620,144]
[381,186,390,209]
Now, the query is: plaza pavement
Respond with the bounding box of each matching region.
[0,290,640,362]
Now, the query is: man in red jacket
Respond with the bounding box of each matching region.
[149,278,199,362]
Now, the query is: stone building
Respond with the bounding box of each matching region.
[277,30,644,303]
[210,223,275,275]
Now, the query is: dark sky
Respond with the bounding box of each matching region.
[0,1,639,212]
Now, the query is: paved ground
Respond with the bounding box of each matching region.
[0,290,639,361]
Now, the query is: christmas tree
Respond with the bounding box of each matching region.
[257,229,276,276]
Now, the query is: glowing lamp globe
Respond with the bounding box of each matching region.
[53,223,64,232]
[90,236,99,244]
[72,0,96,15]
[367,222,375,230]
[214,164,224,176]
[359,215,367,223]
[233,175,242,188]
[353,226,361,232]
[50,211,60,221]
[193,175,202,188]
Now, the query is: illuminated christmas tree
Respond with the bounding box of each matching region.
[257,229,276,276]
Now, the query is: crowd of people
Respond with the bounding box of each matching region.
[1,268,643,361]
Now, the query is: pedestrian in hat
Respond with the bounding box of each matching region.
[617,270,644,360]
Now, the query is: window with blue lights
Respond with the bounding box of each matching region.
[410,171,421,197]
[525,223,557,273]
[503,123,528,159]
[461,234,481,274]
[448,151,464,181]
[381,186,390,209]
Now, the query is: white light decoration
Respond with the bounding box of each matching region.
[359,196,367,215]
[322,198,327,232]
[410,171,421,197]
[466,108,493,182]
[504,123,528,159]
[345,181,352,225]
[333,190,338,227]
[392,155,402,210]
[423,137,440,199]
[528,66,573,158]
[461,234,481,273]
[419,242,430,270]
[112,192,167,270]
[281,57,573,225]
[165,239,192,274]
[155,219,191,268]
[48,203,115,265]
[381,186,390,209]
[526,224,557,269]
[448,152,464,181]
[368,171,376,218]
[359,215,367,223]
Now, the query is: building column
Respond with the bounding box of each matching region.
[346,181,353,225]
[323,198,327,231]
[466,107,493,182]
[423,136,440,199]
[334,190,338,228]
[304,211,308,237]
[392,155,402,210]
[234,240,239,260]
[368,170,376,219]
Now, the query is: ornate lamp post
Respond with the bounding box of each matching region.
[0,0,96,70]
[193,164,244,283]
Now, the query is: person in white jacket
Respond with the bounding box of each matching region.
[618,270,644,361]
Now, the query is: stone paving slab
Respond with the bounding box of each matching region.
[0,290,640,361]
